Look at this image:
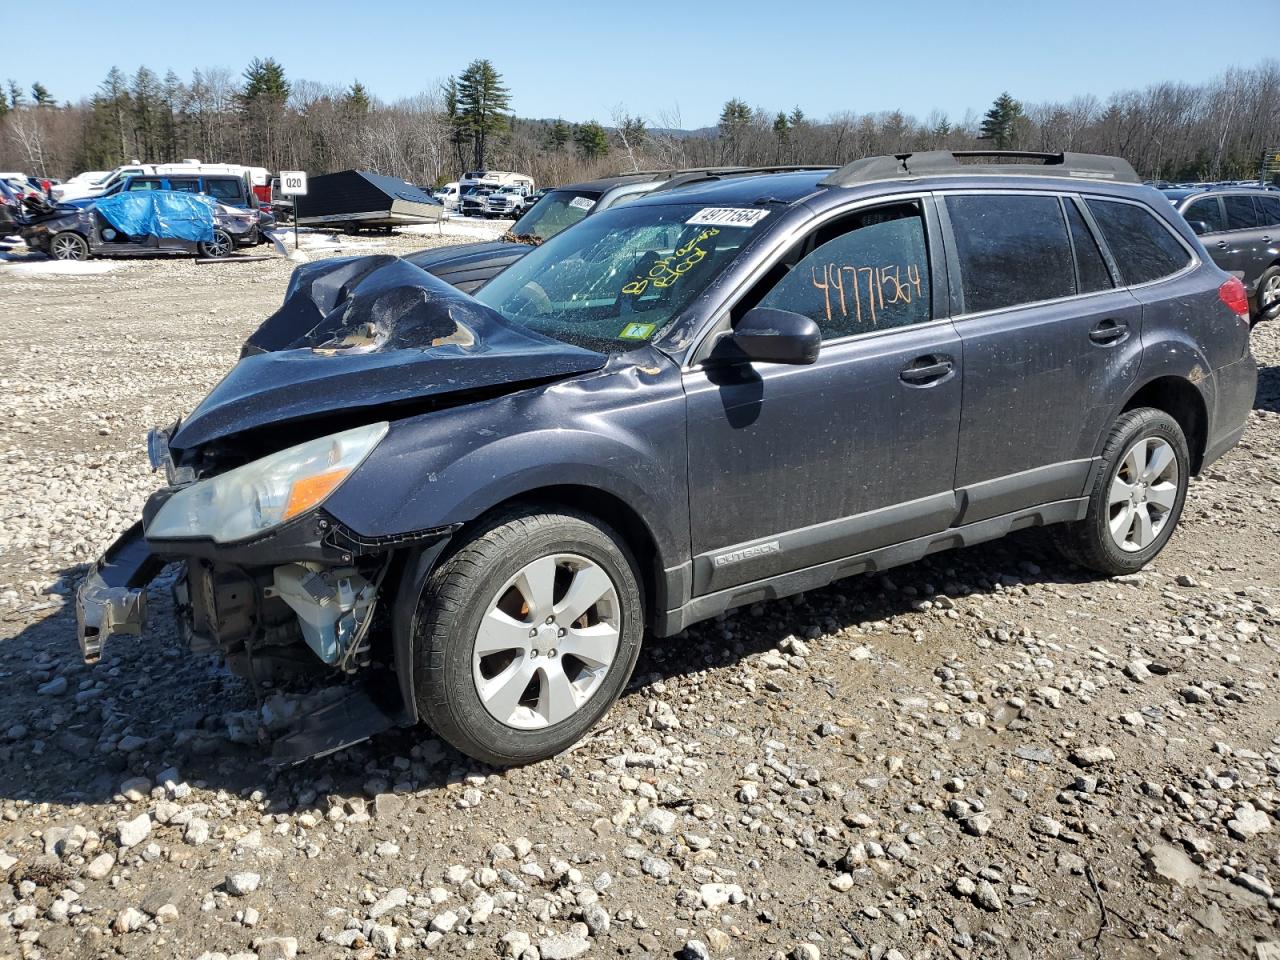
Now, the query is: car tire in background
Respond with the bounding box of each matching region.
[1054,408,1190,576]
[411,506,644,766]
[1254,266,1280,325]
[49,231,89,261]
[197,229,234,259]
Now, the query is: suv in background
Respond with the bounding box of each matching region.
[76,151,1257,767]
[1165,187,1280,323]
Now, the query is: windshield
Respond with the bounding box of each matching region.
[475,201,769,351]
[509,190,602,240]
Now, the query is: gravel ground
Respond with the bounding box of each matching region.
[0,234,1278,960]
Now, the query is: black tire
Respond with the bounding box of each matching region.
[1254,265,1280,325]
[411,506,644,766]
[49,231,89,261]
[197,229,233,259]
[1053,408,1190,575]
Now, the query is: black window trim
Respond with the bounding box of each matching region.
[1081,193,1200,292]
[683,191,949,367]
[936,187,1125,321]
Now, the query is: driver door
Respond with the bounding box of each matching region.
[683,198,963,596]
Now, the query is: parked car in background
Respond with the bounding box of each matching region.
[20,191,254,260]
[66,173,275,243]
[434,182,461,209]
[458,185,495,218]
[0,179,21,234]
[75,150,1256,766]
[1166,187,1280,323]
[484,186,528,218]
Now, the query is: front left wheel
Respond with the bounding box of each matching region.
[411,507,644,766]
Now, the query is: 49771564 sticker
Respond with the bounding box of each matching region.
[686,207,770,228]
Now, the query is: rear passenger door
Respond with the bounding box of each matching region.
[940,192,1142,524]
[1221,194,1274,291]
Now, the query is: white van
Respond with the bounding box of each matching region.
[434,182,461,210]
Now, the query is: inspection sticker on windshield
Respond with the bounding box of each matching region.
[619,322,657,340]
[569,196,596,211]
[686,207,769,227]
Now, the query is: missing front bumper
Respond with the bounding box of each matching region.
[75,522,163,663]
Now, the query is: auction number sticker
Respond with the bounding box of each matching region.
[686,207,769,227]
[569,196,596,211]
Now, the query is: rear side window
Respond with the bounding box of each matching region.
[1086,199,1191,285]
[1065,201,1113,294]
[127,179,162,192]
[169,179,200,194]
[204,178,244,203]
[1259,195,1280,226]
[758,202,931,339]
[945,195,1074,313]
[1223,195,1259,230]
[1183,197,1226,233]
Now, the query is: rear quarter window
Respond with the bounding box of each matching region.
[1183,197,1226,233]
[1085,199,1191,286]
[1260,195,1280,226]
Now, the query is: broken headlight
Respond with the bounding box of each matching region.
[147,422,388,543]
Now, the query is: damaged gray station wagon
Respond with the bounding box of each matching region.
[78,151,1258,766]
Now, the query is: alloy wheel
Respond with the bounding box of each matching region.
[1263,274,1280,317]
[1107,436,1179,552]
[203,231,232,258]
[472,553,621,730]
[51,234,87,261]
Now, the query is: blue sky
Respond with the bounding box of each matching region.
[8,0,1278,127]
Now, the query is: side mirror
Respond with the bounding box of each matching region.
[1188,220,1211,236]
[724,307,821,365]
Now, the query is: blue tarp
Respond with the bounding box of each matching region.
[93,191,217,243]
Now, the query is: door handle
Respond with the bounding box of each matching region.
[1215,240,1229,249]
[1263,236,1272,243]
[1089,319,1128,345]
[900,355,954,385]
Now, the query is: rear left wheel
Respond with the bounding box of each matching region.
[197,229,233,259]
[1255,266,1280,325]
[411,507,644,765]
[1053,408,1189,575]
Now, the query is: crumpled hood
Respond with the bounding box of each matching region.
[169,255,606,451]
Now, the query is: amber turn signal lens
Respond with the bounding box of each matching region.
[283,468,350,521]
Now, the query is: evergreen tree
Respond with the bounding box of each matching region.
[6,80,24,110]
[619,115,646,148]
[86,67,132,165]
[132,67,162,160]
[789,106,805,127]
[454,59,510,169]
[241,58,290,106]
[979,92,1024,149]
[718,98,752,163]
[345,81,371,114]
[30,82,55,107]
[573,120,609,160]
[240,58,290,167]
[546,118,571,151]
[443,77,471,174]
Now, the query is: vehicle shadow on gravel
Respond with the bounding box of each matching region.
[1254,361,1280,414]
[0,530,1096,811]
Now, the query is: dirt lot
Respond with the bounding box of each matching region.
[0,235,1278,960]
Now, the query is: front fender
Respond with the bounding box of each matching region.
[323,360,690,570]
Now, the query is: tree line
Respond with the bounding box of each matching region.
[2,58,1278,188]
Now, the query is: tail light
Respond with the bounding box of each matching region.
[1218,277,1250,321]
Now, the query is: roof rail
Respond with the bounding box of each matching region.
[819,151,1140,187]
[638,164,837,195]
[628,164,836,178]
